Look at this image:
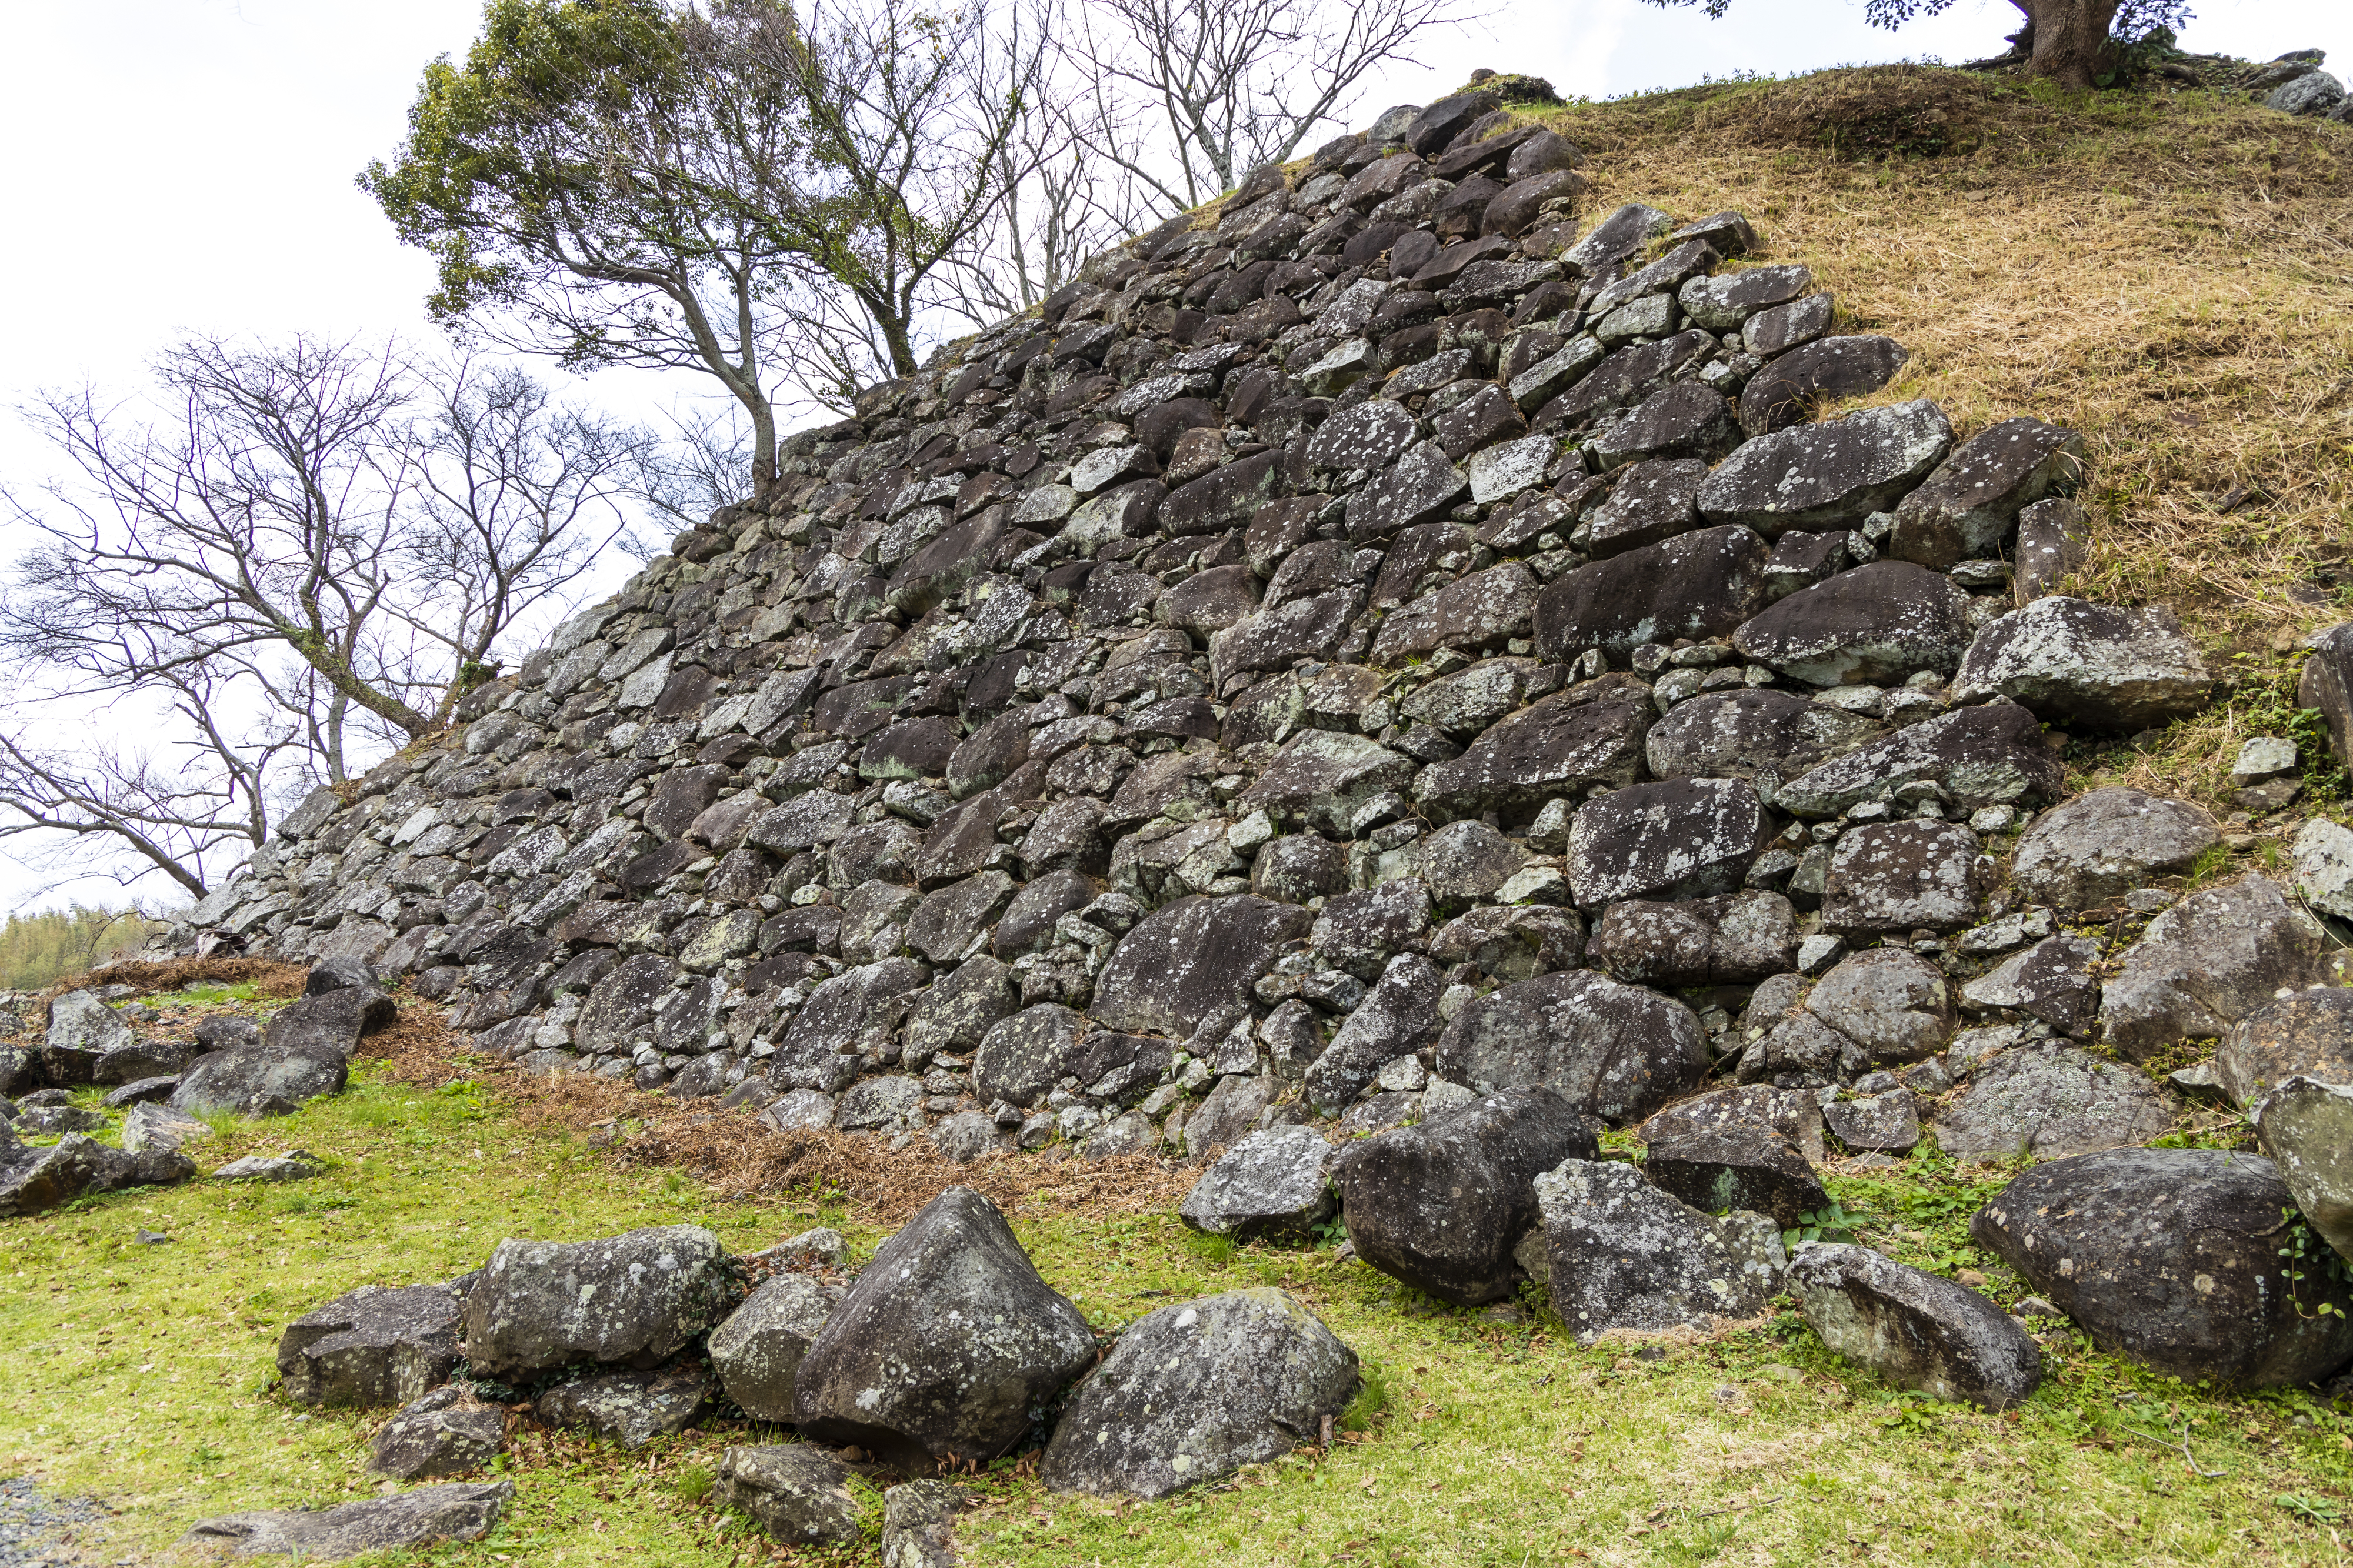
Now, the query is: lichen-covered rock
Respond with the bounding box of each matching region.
[1971,1148,2353,1387]
[710,1273,839,1422]
[176,1483,512,1559]
[1787,1244,2041,1410]
[1332,1087,1598,1305]
[1819,820,1981,935]
[1642,689,1878,802]
[1804,948,1953,1064]
[1931,1042,2173,1160]
[792,1187,1094,1473]
[1588,890,1796,987]
[714,1444,862,1544]
[1732,561,1970,688]
[460,1225,740,1379]
[1959,935,2100,1035]
[368,1385,506,1481]
[2009,788,2218,913]
[1886,417,2085,569]
[41,990,131,1085]
[1039,1288,1358,1499]
[2253,1076,2353,1265]
[1773,702,2061,819]
[1521,1159,1784,1343]
[1696,399,1952,535]
[1532,526,1769,661]
[278,1284,462,1408]
[1952,596,2211,732]
[1565,777,1766,909]
[1433,969,1706,1123]
[1094,896,1313,1041]
[1417,695,1652,822]
[2100,875,2325,1062]
[1179,1124,1337,1242]
[2222,988,2353,1107]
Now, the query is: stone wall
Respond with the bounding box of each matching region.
[186,85,2285,1166]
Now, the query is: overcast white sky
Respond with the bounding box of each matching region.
[0,0,2344,915]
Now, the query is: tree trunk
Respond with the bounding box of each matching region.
[2012,0,2122,90]
[749,389,778,501]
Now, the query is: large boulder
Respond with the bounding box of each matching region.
[2254,1077,2353,1264]
[1773,702,2062,819]
[1178,1125,1337,1242]
[1959,935,2101,1035]
[709,1273,839,1422]
[2009,788,2219,913]
[1785,1243,2041,1410]
[714,1444,862,1545]
[1532,526,1769,661]
[1735,336,1910,437]
[2221,988,2353,1107]
[1971,1148,2353,1387]
[1565,777,1766,909]
[1951,596,2211,732]
[2100,874,2325,1062]
[1931,1042,2173,1160]
[459,1225,740,1379]
[1416,696,1652,823]
[1520,1159,1784,1343]
[278,1284,463,1407]
[176,1483,512,1559]
[1434,969,1706,1123]
[168,1046,348,1119]
[1886,416,2085,569]
[792,1187,1095,1472]
[1332,1087,1599,1305]
[1731,561,1971,687]
[1695,399,1954,535]
[1039,1288,1358,1499]
[368,1386,507,1481]
[264,962,399,1059]
[1643,689,1879,801]
[42,990,132,1085]
[1092,896,1313,1040]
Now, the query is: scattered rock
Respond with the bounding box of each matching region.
[714,1444,862,1544]
[1521,1159,1784,1342]
[1040,1288,1359,1498]
[538,1363,715,1447]
[176,1482,512,1560]
[1332,1087,1599,1305]
[1972,1148,2353,1387]
[278,1284,463,1407]
[368,1385,506,1480]
[710,1273,840,1422]
[793,1186,1095,1472]
[1785,1243,2041,1409]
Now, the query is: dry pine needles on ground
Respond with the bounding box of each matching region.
[357,992,1193,1226]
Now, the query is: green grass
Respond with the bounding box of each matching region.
[8,1055,2353,1566]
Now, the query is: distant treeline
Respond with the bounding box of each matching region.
[0,906,167,991]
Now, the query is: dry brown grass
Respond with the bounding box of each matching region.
[356,986,1195,1226]
[1537,69,2353,663]
[38,954,308,1003]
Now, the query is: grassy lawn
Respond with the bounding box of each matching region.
[8,1036,2353,1567]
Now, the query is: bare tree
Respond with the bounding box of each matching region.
[395,358,655,727]
[1074,0,1479,215]
[749,0,1057,385]
[0,667,289,900]
[0,335,665,895]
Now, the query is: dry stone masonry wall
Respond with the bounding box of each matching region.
[198,85,2243,1177]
